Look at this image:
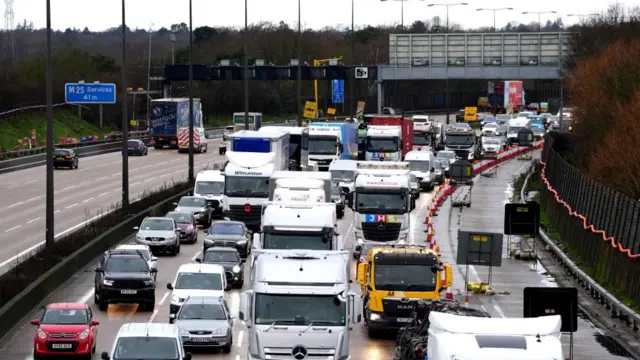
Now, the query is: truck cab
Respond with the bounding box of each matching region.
[365,126,403,161]
[506,118,531,145]
[348,161,413,246]
[444,126,480,161]
[254,202,339,251]
[239,250,361,360]
[308,124,342,171]
[259,126,310,171]
[357,245,452,337]
[329,159,357,195]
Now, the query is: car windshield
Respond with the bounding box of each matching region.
[263,232,333,250]
[175,273,223,290]
[374,264,437,291]
[53,149,70,156]
[330,169,355,182]
[203,251,240,263]
[498,125,509,133]
[178,303,227,320]
[454,124,470,130]
[140,219,174,231]
[408,160,431,172]
[105,256,149,272]
[41,309,88,325]
[254,294,345,326]
[209,222,244,235]
[413,117,428,123]
[412,133,431,146]
[113,337,179,360]
[178,197,206,207]
[309,136,337,155]
[356,192,407,214]
[483,138,501,146]
[166,213,193,224]
[366,137,398,152]
[195,181,224,195]
[127,140,140,147]
[224,176,269,198]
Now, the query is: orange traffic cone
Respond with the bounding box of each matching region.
[464,295,469,307]
[445,289,454,300]
[426,231,433,242]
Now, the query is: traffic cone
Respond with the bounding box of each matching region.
[423,212,430,224]
[428,242,434,249]
[464,295,470,307]
[445,289,454,300]
[426,231,433,242]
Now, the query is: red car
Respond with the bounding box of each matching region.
[31,303,99,360]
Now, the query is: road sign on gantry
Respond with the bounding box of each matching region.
[355,67,368,79]
[65,83,117,104]
[332,79,344,104]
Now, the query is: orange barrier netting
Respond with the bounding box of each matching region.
[539,160,640,259]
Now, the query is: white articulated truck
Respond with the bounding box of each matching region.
[308,124,342,171]
[239,250,362,360]
[365,125,403,161]
[348,161,413,248]
[254,202,340,251]
[222,130,289,231]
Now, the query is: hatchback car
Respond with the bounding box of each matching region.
[203,221,251,257]
[170,296,234,353]
[53,148,79,169]
[174,196,212,227]
[134,217,180,255]
[127,139,148,156]
[196,247,246,288]
[31,303,99,360]
[166,212,197,244]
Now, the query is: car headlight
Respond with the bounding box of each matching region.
[211,328,227,335]
[171,295,184,304]
[180,328,190,336]
[144,280,154,286]
[37,330,47,339]
[369,313,381,321]
[236,240,247,245]
[397,239,406,244]
[356,238,364,244]
[168,234,176,240]
[232,265,241,273]
[175,207,181,212]
[103,280,114,286]
[193,212,201,217]
[78,329,89,340]
[204,238,214,243]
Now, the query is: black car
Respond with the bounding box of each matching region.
[93,251,157,311]
[196,247,246,288]
[202,221,251,257]
[433,160,446,184]
[127,139,148,156]
[53,148,78,169]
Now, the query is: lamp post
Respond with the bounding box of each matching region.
[296,0,302,127]
[243,0,249,130]
[45,0,54,248]
[188,0,194,183]
[425,2,468,32]
[121,0,129,214]
[146,22,153,124]
[350,0,355,119]
[380,0,409,31]
[567,13,598,22]
[522,10,557,31]
[476,7,514,31]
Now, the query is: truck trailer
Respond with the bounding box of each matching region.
[150,98,203,149]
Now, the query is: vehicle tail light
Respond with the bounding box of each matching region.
[65,156,72,159]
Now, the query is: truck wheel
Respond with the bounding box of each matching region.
[98,298,108,311]
[223,344,232,354]
[203,144,208,153]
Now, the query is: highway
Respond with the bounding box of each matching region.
[0,139,225,270]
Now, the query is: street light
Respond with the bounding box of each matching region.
[380,0,409,32]
[121,0,129,214]
[188,0,194,183]
[567,13,598,22]
[243,0,249,130]
[424,2,468,33]
[169,33,176,64]
[476,7,514,31]
[522,10,557,31]
[350,0,355,119]
[45,0,54,248]
[296,0,302,127]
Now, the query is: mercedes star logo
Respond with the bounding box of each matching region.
[377,222,386,230]
[152,237,159,241]
[291,346,308,360]
[197,331,204,334]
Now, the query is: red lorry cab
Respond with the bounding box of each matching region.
[365,115,414,158]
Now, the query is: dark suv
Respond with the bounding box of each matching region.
[94,251,157,312]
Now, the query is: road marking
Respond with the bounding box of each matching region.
[191,251,201,261]
[54,210,60,214]
[26,196,43,202]
[96,176,108,181]
[82,197,94,203]
[236,331,243,347]
[158,161,167,165]
[5,225,21,233]
[148,309,159,323]
[61,185,75,191]
[235,355,240,360]
[24,180,37,185]
[4,201,24,209]
[78,289,95,304]
[159,291,170,306]
[493,302,506,318]
[65,203,78,209]
[131,182,140,186]
[26,217,41,224]
[98,192,109,197]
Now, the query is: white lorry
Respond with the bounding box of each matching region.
[193,170,225,217]
[348,161,413,246]
[222,130,289,231]
[308,125,342,171]
[273,178,326,203]
[329,159,357,195]
[427,312,564,360]
[268,171,332,202]
[254,202,340,251]
[259,126,311,171]
[239,250,362,360]
[365,126,403,161]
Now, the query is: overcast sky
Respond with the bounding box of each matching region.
[5,0,631,31]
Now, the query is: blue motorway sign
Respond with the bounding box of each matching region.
[65,83,117,104]
[332,79,344,104]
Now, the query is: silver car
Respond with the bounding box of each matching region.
[170,296,234,353]
[134,217,180,256]
[174,196,212,227]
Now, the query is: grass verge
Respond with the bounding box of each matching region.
[0,109,112,151]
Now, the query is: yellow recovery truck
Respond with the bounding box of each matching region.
[357,245,453,337]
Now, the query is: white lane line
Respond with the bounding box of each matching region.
[236,331,243,347]
[96,176,108,181]
[82,197,94,203]
[191,251,201,261]
[130,182,140,186]
[97,192,109,197]
[5,225,21,233]
[148,310,159,323]
[24,180,37,185]
[158,161,167,165]
[159,291,170,306]
[235,355,240,360]
[78,289,95,304]
[26,196,43,202]
[4,201,24,209]
[54,210,60,214]
[26,217,41,224]
[61,185,75,191]
[493,303,506,318]
[65,203,78,209]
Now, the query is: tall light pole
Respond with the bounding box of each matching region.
[350,0,355,119]
[425,2,468,32]
[121,0,129,214]
[169,33,176,64]
[296,0,302,127]
[380,0,409,31]
[146,22,153,124]
[476,7,514,31]
[522,10,557,31]
[188,0,194,183]
[243,0,249,130]
[45,0,54,248]
[567,13,598,23]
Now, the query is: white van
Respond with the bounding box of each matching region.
[329,159,357,194]
[506,118,531,145]
[102,323,191,360]
[166,263,229,316]
[274,178,326,203]
[412,115,433,133]
[194,170,225,217]
[404,151,435,190]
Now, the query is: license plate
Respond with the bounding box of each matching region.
[128,147,134,150]
[396,318,412,322]
[52,343,72,349]
[121,289,137,294]
[56,157,64,160]
[191,337,212,342]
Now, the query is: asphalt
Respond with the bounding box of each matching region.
[432,152,633,359]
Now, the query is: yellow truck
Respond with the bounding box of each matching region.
[357,245,453,337]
